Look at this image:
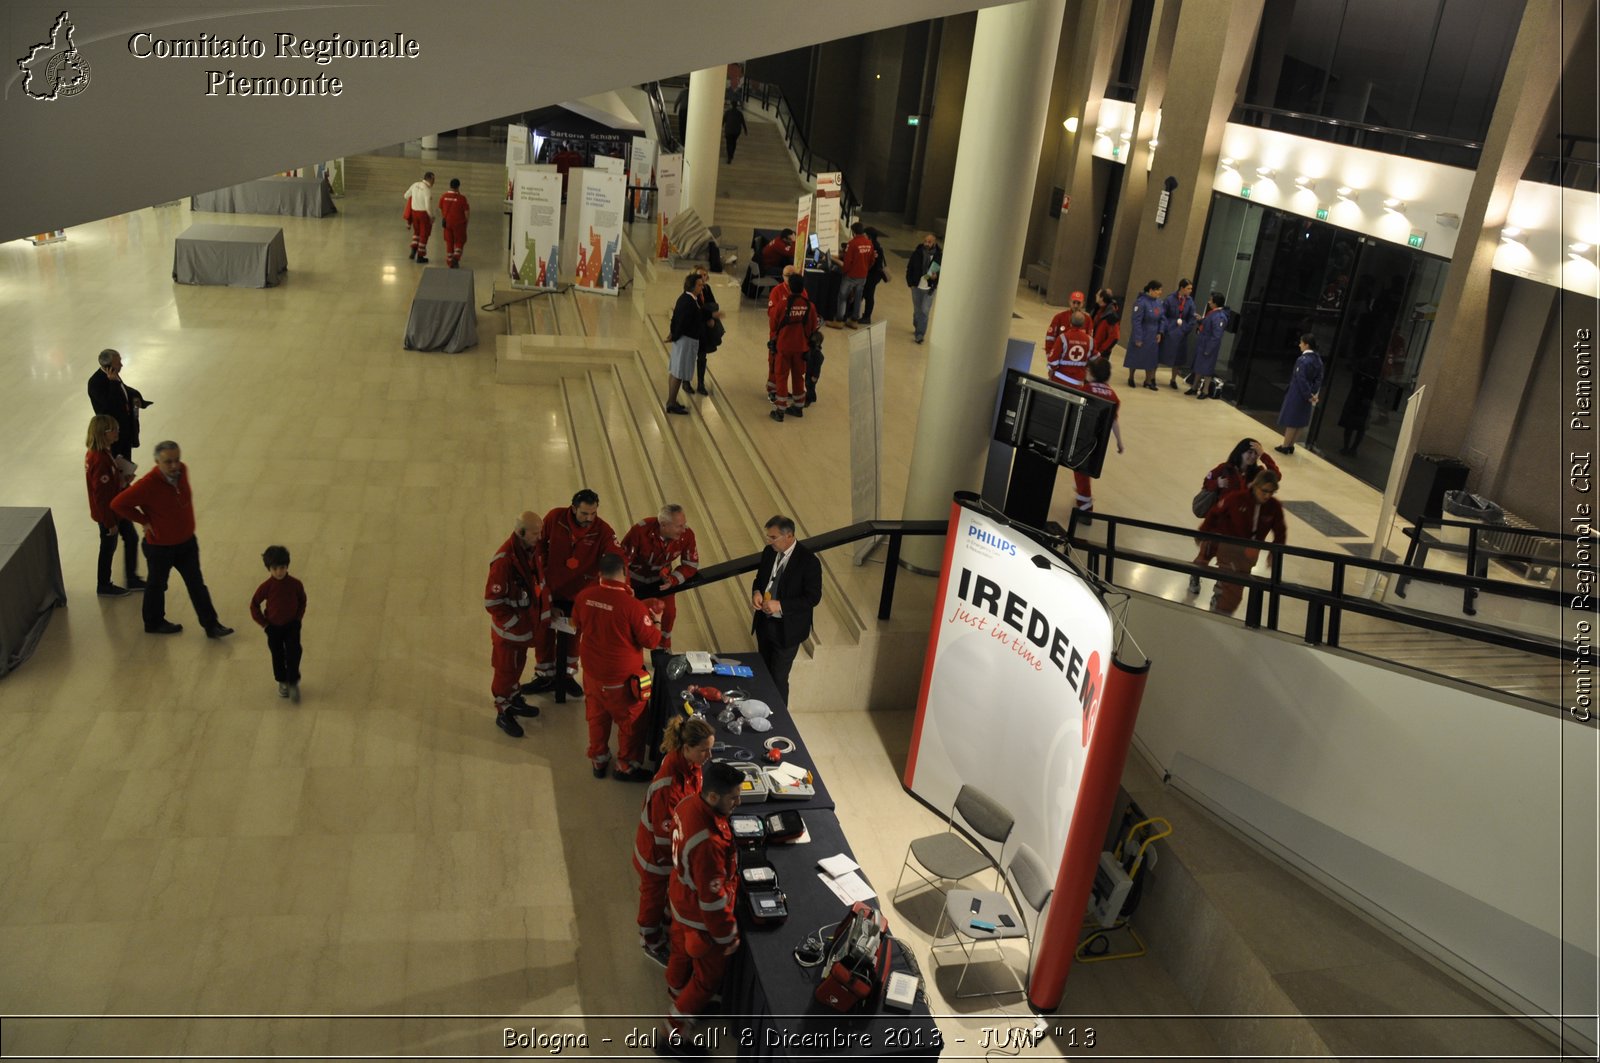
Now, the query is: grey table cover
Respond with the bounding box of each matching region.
[403,268,479,353]
[0,508,68,679]
[173,224,288,288]
[190,176,335,218]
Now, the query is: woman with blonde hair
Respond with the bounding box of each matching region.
[84,414,143,597]
[633,713,716,967]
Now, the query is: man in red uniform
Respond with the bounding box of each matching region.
[111,440,233,638]
[438,177,470,269]
[403,171,435,263]
[526,488,623,698]
[759,229,795,275]
[662,761,743,1043]
[764,265,798,405]
[1199,470,1287,615]
[485,511,544,738]
[1045,305,1094,389]
[1071,357,1125,514]
[622,503,700,651]
[827,221,876,327]
[767,273,818,422]
[570,553,664,780]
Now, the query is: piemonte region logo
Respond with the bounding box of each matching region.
[18,11,91,100]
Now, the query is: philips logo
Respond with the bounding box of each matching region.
[967,524,1018,556]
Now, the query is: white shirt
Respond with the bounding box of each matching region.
[763,541,796,617]
[406,180,435,217]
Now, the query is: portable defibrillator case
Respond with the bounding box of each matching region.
[729,813,767,848]
[730,762,770,803]
[761,809,805,843]
[815,902,892,1012]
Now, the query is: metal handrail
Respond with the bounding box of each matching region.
[1231,104,1484,162]
[1066,511,1571,662]
[744,79,863,223]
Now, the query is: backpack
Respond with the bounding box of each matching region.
[1225,308,1241,334]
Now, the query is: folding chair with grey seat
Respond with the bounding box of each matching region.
[892,784,1014,905]
[931,843,1053,999]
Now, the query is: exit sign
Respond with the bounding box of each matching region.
[1315,206,1329,220]
[1407,231,1425,248]
[1240,185,1252,199]
[906,115,921,127]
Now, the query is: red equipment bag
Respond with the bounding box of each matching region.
[814,902,892,1012]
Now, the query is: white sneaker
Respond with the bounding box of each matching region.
[278,682,290,698]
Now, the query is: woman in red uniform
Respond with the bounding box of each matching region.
[85,414,142,597]
[634,714,715,966]
[1188,439,1280,594]
[1198,470,1287,616]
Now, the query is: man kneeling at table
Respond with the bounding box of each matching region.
[659,761,744,1054]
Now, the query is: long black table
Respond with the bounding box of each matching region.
[647,650,834,813]
[0,508,67,678]
[727,808,942,1061]
[191,175,336,218]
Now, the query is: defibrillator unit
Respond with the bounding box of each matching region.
[729,761,770,803]
[739,861,787,925]
[815,902,893,1012]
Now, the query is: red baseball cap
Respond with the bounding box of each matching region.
[1070,290,1085,302]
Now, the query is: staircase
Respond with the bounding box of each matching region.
[343,154,507,214]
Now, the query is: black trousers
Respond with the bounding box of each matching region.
[142,536,219,631]
[265,621,303,682]
[726,134,740,162]
[755,622,801,707]
[863,276,883,323]
[97,519,139,587]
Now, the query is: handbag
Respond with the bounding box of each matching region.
[402,200,413,224]
[1191,487,1219,519]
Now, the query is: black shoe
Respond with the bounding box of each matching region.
[278,682,291,698]
[145,621,183,635]
[509,695,541,718]
[125,576,148,591]
[613,765,654,783]
[1274,444,1295,455]
[408,249,416,260]
[560,676,584,699]
[805,391,817,406]
[1169,378,1179,389]
[1127,373,1136,386]
[205,624,235,639]
[1183,386,1198,396]
[787,406,803,419]
[1144,380,1159,391]
[521,676,555,695]
[97,584,131,597]
[641,939,671,968]
[496,712,525,738]
[1187,575,1201,595]
[769,410,784,422]
[694,385,710,396]
[289,683,301,704]
[666,403,690,415]
[415,256,429,264]
[593,761,609,779]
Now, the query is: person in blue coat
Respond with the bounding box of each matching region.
[1188,292,1230,399]
[1159,278,1196,388]
[1124,279,1165,389]
[1275,333,1324,454]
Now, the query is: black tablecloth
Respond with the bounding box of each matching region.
[190,176,336,218]
[403,268,479,353]
[648,650,835,813]
[0,508,67,678]
[726,809,942,1061]
[801,269,842,321]
[172,223,288,287]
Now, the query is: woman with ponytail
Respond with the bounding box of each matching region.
[633,713,716,966]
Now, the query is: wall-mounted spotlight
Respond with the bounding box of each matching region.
[1383,198,1407,212]
[1570,242,1592,254]
[1501,226,1524,240]
[1335,186,1354,199]
[1294,175,1312,187]
[1255,166,1277,179]
[1219,156,1236,168]
[1063,116,1080,133]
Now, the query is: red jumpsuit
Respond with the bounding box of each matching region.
[404,180,433,258]
[760,237,794,272]
[484,534,541,714]
[533,507,622,680]
[1044,315,1093,389]
[1071,379,1120,512]
[570,578,662,771]
[635,749,703,946]
[1198,486,1287,615]
[1092,304,1121,354]
[1190,453,1281,578]
[666,793,738,1031]
[768,288,818,412]
[764,282,790,403]
[622,517,700,650]
[437,188,470,268]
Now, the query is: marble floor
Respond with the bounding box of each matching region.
[0,118,1567,1060]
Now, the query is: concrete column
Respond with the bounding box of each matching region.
[682,65,727,226]
[1118,0,1264,307]
[900,0,1068,571]
[1097,0,1180,301]
[1414,0,1592,455]
[1043,0,1130,304]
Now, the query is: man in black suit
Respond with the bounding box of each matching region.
[750,515,822,706]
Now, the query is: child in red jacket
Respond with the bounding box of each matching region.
[250,545,308,702]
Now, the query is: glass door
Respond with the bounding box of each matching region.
[1191,193,1262,381]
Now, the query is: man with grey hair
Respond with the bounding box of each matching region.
[86,348,152,462]
[750,515,821,705]
[622,503,700,651]
[111,441,232,638]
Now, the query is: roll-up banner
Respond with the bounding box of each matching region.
[656,153,682,259]
[594,154,626,176]
[795,193,812,268]
[509,164,561,291]
[324,158,345,197]
[564,168,625,295]
[629,136,657,222]
[906,495,1144,1007]
[506,123,530,202]
[815,172,842,256]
